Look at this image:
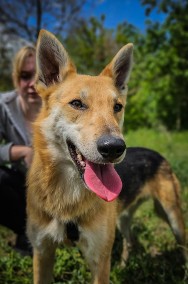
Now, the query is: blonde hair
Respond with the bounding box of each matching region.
[12,45,36,89]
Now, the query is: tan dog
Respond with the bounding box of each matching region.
[27,29,133,284]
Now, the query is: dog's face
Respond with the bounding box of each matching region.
[35,30,133,202]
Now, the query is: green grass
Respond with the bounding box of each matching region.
[0,128,188,283]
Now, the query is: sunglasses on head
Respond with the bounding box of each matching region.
[19,71,35,81]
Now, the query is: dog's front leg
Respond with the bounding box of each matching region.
[90,254,111,284]
[33,240,56,284]
[80,239,112,284]
[79,214,116,284]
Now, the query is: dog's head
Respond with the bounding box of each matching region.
[35,30,133,202]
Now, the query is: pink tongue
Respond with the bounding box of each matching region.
[84,161,122,202]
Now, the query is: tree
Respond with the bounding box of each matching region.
[0,0,88,91]
[0,0,87,43]
[64,15,117,75]
[114,22,151,131]
[140,0,188,130]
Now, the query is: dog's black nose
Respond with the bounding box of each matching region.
[97,135,126,160]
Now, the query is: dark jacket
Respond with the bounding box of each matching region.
[0,90,31,171]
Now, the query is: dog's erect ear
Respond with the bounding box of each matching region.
[100,44,133,91]
[36,29,76,87]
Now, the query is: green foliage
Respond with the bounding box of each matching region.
[0,76,13,92]
[64,15,116,75]
[0,240,32,283]
[54,247,90,283]
[137,0,188,130]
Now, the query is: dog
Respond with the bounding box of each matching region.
[115,147,187,266]
[27,29,133,284]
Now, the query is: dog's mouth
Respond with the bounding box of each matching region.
[68,141,86,176]
[67,141,122,202]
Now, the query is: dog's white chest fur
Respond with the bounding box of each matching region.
[34,219,66,249]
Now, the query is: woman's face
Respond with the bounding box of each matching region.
[18,55,41,106]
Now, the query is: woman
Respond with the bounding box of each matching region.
[0,45,41,254]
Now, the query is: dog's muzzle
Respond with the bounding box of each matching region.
[67,135,125,202]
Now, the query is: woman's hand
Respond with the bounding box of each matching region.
[10,145,33,168]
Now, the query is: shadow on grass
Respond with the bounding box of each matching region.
[112,228,187,284]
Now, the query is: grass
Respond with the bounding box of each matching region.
[0,128,188,284]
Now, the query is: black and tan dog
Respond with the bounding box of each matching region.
[116,147,187,266]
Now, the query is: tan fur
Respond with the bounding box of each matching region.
[27,30,133,284]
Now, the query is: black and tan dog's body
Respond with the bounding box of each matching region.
[116,147,187,265]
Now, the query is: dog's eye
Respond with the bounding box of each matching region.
[114,103,123,113]
[69,100,87,110]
